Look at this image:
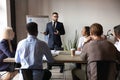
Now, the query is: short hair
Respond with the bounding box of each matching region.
[52,12,58,15]
[26,22,38,35]
[114,25,120,38]
[84,26,90,36]
[90,23,103,36]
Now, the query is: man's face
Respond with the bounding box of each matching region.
[52,14,58,22]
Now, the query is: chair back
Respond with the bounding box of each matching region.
[87,60,118,80]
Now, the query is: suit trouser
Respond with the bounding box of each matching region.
[47,46,65,73]
[21,69,51,80]
[47,62,64,73]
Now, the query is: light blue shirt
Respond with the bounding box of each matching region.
[15,35,54,69]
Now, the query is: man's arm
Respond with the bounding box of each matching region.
[80,44,88,61]
[59,23,65,35]
[42,42,54,63]
[44,23,49,35]
[55,22,65,35]
[0,40,14,57]
[15,42,21,63]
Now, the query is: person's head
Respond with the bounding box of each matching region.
[52,12,59,22]
[113,25,120,39]
[81,26,90,37]
[1,27,14,40]
[26,22,38,36]
[90,23,103,37]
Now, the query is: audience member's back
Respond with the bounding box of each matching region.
[80,23,119,80]
[15,22,54,80]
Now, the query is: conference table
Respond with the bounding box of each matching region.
[3,51,87,80]
[3,51,87,63]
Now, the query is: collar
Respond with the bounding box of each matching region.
[27,34,37,39]
[52,20,58,23]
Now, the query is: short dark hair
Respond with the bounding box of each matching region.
[52,12,58,15]
[90,23,103,36]
[114,25,120,38]
[26,22,38,36]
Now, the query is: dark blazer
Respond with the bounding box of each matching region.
[0,39,15,71]
[45,21,65,49]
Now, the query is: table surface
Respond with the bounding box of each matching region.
[54,54,86,63]
[3,51,87,63]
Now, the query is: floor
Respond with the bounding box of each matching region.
[50,63,75,80]
[12,63,75,80]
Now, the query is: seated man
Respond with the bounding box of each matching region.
[15,22,54,80]
[80,23,119,80]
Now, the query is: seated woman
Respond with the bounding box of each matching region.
[77,26,90,68]
[77,26,90,51]
[0,27,18,80]
[72,26,90,80]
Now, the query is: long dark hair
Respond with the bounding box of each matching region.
[114,25,120,38]
[84,26,90,36]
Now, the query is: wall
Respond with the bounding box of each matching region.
[6,0,11,27]
[0,0,11,39]
[15,0,120,44]
[15,0,28,41]
[45,0,120,43]
[0,0,7,31]
[15,0,44,42]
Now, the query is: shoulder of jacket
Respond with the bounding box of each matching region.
[57,21,63,24]
[48,21,52,24]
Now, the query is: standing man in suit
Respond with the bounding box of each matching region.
[43,12,65,73]
[44,12,65,49]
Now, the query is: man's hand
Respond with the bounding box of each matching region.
[40,32,47,35]
[84,36,92,43]
[54,30,59,35]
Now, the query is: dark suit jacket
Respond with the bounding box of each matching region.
[0,39,15,71]
[45,21,65,49]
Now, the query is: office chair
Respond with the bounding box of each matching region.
[87,60,118,80]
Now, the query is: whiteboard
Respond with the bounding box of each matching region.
[26,15,49,43]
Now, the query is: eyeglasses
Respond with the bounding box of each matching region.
[53,16,58,18]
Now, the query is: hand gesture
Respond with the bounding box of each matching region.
[54,30,59,35]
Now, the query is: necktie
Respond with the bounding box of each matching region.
[53,22,56,31]
[53,22,56,28]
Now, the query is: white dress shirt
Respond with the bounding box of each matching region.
[52,21,57,28]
